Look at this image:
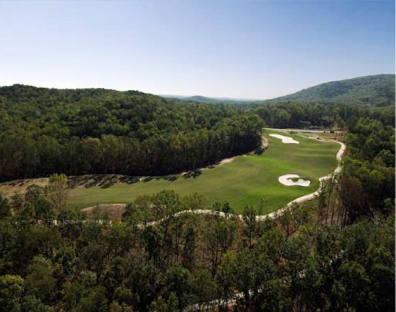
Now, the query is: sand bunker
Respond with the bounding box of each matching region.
[269,134,299,144]
[278,174,310,187]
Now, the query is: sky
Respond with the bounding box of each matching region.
[0,0,394,99]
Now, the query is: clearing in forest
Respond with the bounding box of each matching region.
[65,130,340,214]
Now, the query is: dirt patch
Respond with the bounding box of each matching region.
[81,204,127,221]
[0,178,49,197]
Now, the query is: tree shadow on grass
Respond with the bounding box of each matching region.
[141,175,179,183]
[183,169,202,179]
[163,175,178,181]
[68,174,140,189]
[254,147,265,155]
[0,179,31,187]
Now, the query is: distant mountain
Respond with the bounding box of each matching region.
[267,74,395,107]
[160,94,254,104]
[162,74,395,106]
[181,95,221,103]
[159,94,220,103]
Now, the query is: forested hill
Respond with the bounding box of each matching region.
[266,74,395,106]
[0,84,263,181]
[161,94,253,104]
[180,95,221,103]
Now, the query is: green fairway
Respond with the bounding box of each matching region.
[67,130,340,214]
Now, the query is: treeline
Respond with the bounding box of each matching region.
[0,85,262,181]
[253,102,395,129]
[339,116,395,220]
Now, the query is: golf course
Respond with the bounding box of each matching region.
[64,130,341,214]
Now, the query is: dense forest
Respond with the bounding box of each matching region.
[0,111,394,311]
[0,85,262,181]
[253,101,395,129]
[264,74,395,107]
[165,95,252,105]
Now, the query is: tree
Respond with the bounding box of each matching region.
[330,262,371,311]
[166,265,192,311]
[0,193,11,218]
[46,173,68,211]
[278,203,310,240]
[142,226,164,265]
[242,205,259,248]
[204,215,237,276]
[0,274,24,312]
[25,256,56,304]
[191,269,217,310]
[10,192,24,214]
[108,301,133,312]
[76,286,109,312]
[21,295,50,312]
[258,279,292,312]
[150,293,178,312]
[182,226,197,269]
[217,248,275,310]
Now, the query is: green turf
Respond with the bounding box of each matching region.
[67,130,340,214]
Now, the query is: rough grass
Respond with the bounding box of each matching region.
[0,178,49,194]
[66,130,340,214]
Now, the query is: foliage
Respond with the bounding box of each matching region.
[254,101,395,129]
[0,181,393,311]
[266,74,395,107]
[0,85,263,181]
[0,82,394,312]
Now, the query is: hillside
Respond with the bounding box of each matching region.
[0,84,262,181]
[163,75,395,106]
[159,94,221,103]
[181,95,221,103]
[161,94,254,104]
[267,74,395,106]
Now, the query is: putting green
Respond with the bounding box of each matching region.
[67,130,340,214]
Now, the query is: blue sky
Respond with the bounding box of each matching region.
[0,0,394,99]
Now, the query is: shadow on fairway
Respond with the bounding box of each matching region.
[68,175,140,189]
[141,175,179,183]
[183,169,202,179]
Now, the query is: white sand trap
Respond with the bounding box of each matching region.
[269,134,299,144]
[279,174,310,187]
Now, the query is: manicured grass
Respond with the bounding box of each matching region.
[67,130,340,214]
